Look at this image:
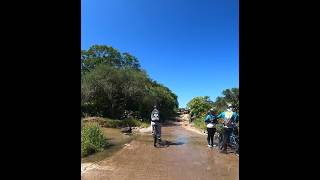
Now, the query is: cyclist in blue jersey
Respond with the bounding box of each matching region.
[216,104,239,153]
[205,108,218,148]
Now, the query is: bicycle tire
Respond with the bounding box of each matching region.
[218,133,224,150]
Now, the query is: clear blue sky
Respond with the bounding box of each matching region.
[81,0,239,108]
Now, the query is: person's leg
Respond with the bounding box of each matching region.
[156,124,161,141]
[211,128,216,146]
[151,122,155,135]
[210,129,214,146]
[159,124,161,141]
[208,128,214,147]
[222,128,229,151]
[207,128,211,145]
[154,124,159,147]
[224,128,232,151]
[227,128,232,145]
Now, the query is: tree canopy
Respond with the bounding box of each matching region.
[81,45,178,121]
[186,88,239,118]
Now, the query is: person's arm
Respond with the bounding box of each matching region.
[212,115,218,123]
[233,112,239,123]
[216,112,227,126]
[204,115,210,123]
[216,112,223,119]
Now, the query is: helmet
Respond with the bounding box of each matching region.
[227,104,233,111]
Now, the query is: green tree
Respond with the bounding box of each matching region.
[121,52,141,70]
[81,45,178,121]
[186,96,214,118]
[81,45,137,74]
[214,88,239,113]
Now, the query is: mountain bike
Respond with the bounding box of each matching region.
[215,124,239,154]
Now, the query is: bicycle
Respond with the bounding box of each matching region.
[215,124,239,154]
[229,125,239,154]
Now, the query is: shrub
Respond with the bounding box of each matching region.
[81,123,107,157]
[193,115,207,131]
[215,123,224,134]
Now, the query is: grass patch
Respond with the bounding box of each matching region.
[82,117,150,128]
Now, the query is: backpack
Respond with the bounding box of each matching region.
[151,109,160,121]
[224,111,234,126]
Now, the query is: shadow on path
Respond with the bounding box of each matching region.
[155,140,185,148]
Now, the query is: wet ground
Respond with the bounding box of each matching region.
[81,122,239,180]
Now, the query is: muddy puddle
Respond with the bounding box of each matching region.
[82,124,239,180]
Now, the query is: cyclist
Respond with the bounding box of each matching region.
[151,105,161,147]
[205,108,217,148]
[216,104,238,153]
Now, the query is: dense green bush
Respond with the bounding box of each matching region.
[81,45,178,121]
[215,123,224,134]
[81,123,107,157]
[186,88,239,132]
[186,96,214,118]
[193,115,207,131]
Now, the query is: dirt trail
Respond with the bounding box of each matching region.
[81,115,239,180]
[178,113,207,135]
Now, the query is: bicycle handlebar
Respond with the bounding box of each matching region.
[217,123,238,128]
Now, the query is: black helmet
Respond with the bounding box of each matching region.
[209,108,216,113]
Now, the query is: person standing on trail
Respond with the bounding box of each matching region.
[216,104,239,153]
[205,108,218,148]
[151,105,161,147]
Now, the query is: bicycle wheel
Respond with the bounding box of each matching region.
[218,133,224,150]
[213,132,219,146]
[235,137,239,154]
[229,135,239,154]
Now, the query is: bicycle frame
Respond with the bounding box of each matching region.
[215,126,239,153]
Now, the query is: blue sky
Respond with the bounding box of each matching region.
[82,0,239,108]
